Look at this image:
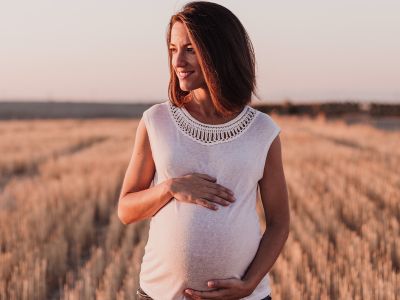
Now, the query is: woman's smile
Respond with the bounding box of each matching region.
[177,71,194,79]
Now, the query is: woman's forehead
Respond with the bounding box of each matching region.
[170,22,192,45]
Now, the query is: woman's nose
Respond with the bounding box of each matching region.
[173,49,187,67]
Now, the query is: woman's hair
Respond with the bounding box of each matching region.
[166,1,259,116]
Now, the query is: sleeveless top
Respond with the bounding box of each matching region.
[139,100,281,300]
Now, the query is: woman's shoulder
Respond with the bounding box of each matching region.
[143,100,170,117]
[141,101,172,132]
[253,108,281,131]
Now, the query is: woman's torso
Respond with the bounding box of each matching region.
[139,100,280,300]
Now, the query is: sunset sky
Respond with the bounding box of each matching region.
[1,0,399,104]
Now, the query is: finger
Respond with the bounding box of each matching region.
[183,291,199,300]
[185,288,227,299]
[184,290,202,300]
[208,278,237,288]
[205,187,235,203]
[204,184,235,199]
[202,193,232,207]
[193,173,217,182]
[194,198,219,210]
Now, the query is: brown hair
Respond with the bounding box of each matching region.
[166,1,259,116]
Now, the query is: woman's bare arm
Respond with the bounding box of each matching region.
[117,117,173,225]
[242,134,290,291]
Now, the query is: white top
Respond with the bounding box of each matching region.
[139,100,281,300]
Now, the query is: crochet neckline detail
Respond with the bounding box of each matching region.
[167,101,258,146]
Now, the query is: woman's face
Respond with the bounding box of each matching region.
[169,22,206,91]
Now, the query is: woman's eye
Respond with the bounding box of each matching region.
[169,48,194,53]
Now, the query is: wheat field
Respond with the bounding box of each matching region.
[0,114,399,300]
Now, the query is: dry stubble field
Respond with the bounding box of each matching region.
[0,114,399,300]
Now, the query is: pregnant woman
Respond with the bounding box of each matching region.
[118,2,290,299]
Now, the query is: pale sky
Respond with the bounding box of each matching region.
[1,0,399,104]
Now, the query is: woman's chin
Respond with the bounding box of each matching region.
[179,84,192,91]
[179,81,206,92]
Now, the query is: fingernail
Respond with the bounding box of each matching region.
[185,289,192,295]
[208,281,214,287]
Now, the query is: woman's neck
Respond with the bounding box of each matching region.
[185,89,218,117]
[183,88,243,124]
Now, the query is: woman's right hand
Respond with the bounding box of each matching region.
[168,173,236,210]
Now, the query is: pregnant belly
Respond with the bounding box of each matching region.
[146,199,261,291]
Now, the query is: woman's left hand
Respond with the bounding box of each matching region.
[184,277,253,300]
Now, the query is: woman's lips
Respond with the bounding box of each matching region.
[177,71,194,79]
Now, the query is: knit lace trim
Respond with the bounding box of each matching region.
[168,101,258,146]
